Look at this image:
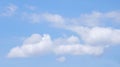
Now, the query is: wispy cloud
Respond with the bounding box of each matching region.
[56,56,66,62]
[1,4,18,16]
[25,5,37,11]
[22,11,120,27]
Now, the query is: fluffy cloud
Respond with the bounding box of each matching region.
[7,10,120,59]
[53,36,104,56]
[7,33,106,58]
[54,44,104,56]
[83,27,120,45]
[7,34,53,58]
[68,26,120,46]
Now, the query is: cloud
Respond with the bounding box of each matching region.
[7,28,120,59]
[53,35,104,56]
[7,34,53,58]
[56,56,66,62]
[8,33,105,58]
[25,5,37,11]
[22,13,42,23]
[7,11,120,59]
[67,26,120,46]
[69,11,120,27]
[83,27,120,45]
[22,12,65,25]
[54,44,104,56]
[1,4,18,16]
[42,13,65,26]
[22,11,120,27]
[105,11,120,22]
[53,35,80,45]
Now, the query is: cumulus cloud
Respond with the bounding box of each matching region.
[7,28,120,58]
[7,34,53,58]
[7,11,120,60]
[7,33,106,58]
[53,35,104,56]
[67,26,120,46]
[83,27,120,45]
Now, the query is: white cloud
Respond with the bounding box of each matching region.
[53,35,104,56]
[7,11,120,59]
[78,11,103,27]
[1,4,18,16]
[70,11,120,27]
[42,13,65,26]
[54,35,80,45]
[56,56,66,62]
[54,44,104,56]
[7,34,53,58]
[7,34,106,58]
[23,34,42,44]
[22,12,65,27]
[22,11,120,27]
[68,26,120,46]
[105,11,120,22]
[83,27,120,45]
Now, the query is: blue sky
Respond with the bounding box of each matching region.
[0,0,120,67]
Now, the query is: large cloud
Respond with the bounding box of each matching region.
[7,33,106,58]
[7,10,120,59]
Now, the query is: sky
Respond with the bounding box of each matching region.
[0,0,120,67]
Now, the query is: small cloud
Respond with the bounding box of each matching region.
[22,12,42,23]
[22,12,65,26]
[1,4,18,16]
[42,13,65,25]
[25,5,37,11]
[56,56,66,62]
